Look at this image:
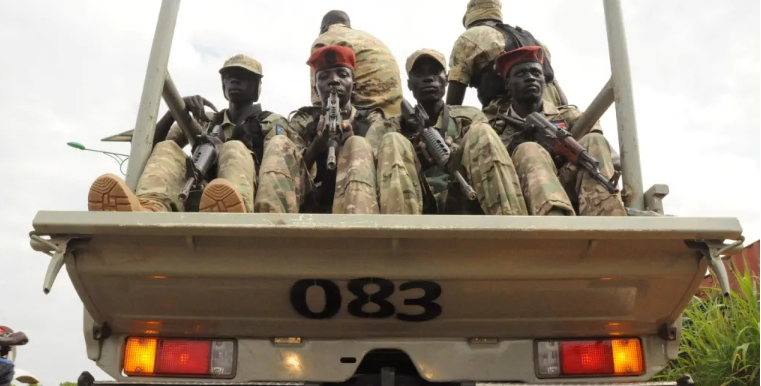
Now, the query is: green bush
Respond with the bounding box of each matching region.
[657,263,759,385]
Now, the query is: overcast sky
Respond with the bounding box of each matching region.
[0,0,758,383]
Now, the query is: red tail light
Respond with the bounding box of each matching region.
[560,340,614,375]
[156,340,211,375]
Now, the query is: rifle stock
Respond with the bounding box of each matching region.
[401,100,477,201]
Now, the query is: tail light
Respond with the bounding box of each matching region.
[123,337,235,377]
[536,338,644,378]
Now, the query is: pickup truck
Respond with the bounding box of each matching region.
[27,0,745,385]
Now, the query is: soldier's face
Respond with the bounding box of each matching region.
[315,66,354,107]
[222,68,260,103]
[508,62,545,103]
[408,58,446,103]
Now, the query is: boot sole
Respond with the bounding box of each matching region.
[199,180,245,213]
[88,174,143,212]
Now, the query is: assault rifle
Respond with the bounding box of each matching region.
[401,100,477,201]
[501,112,621,194]
[324,86,343,170]
[179,123,225,201]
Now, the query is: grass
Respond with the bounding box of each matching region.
[656,262,759,386]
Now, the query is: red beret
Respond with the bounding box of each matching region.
[495,46,545,78]
[307,45,356,72]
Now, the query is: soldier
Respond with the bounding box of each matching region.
[366,49,527,216]
[309,10,403,117]
[489,46,626,216]
[256,45,418,215]
[87,54,290,213]
[446,0,566,118]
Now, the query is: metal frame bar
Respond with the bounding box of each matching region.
[124,0,182,191]
[603,0,645,210]
[570,78,614,139]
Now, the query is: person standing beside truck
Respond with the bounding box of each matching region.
[488,46,626,217]
[365,49,528,216]
[87,54,292,213]
[308,10,404,117]
[446,0,566,113]
[256,45,419,215]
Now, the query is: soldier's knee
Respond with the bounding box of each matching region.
[513,142,550,162]
[380,132,414,154]
[267,134,294,149]
[343,136,372,152]
[154,139,184,154]
[580,132,607,147]
[221,139,249,155]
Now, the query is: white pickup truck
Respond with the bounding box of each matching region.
[28,0,744,385]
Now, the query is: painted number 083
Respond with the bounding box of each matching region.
[289,277,442,322]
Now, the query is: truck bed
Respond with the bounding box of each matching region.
[30,212,741,383]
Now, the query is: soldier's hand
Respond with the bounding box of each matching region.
[339,121,354,144]
[444,136,463,175]
[310,115,330,154]
[415,141,435,169]
[198,133,224,153]
[400,115,422,134]
[183,95,218,122]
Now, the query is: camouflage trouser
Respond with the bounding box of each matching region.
[254,135,306,213]
[558,133,626,216]
[461,124,528,215]
[513,133,626,216]
[377,132,423,214]
[136,140,256,212]
[334,136,379,214]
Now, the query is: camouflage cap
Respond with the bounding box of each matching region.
[405,49,447,74]
[463,0,502,28]
[219,54,263,77]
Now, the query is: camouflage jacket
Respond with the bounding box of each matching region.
[448,25,562,106]
[310,24,403,117]
[288,105,386,180]
[487,99,603,156]
[367,105,491,195]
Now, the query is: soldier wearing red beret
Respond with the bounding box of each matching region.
[256,45,414,215]
[488,46,626,217]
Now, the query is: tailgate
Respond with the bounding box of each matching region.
[30,212,741,340]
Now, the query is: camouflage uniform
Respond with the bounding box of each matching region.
[87,54,289,214]
[367,49,527,216]
[489,98,626,216]
[310,23,403,117]
[256,105,388,214]
[449,0,564,113]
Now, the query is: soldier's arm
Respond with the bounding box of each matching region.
[446,35,479,105]
[263,113,306,155]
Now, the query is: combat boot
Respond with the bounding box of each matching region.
[88,173,169,212]
[198,178,246,213]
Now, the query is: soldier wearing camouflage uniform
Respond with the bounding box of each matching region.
[258,46,396,214]
[446,0,565,116]
[87,54,290,214]
[366,49,527,216]
[489,46,626,216]
[309,10,403,117]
